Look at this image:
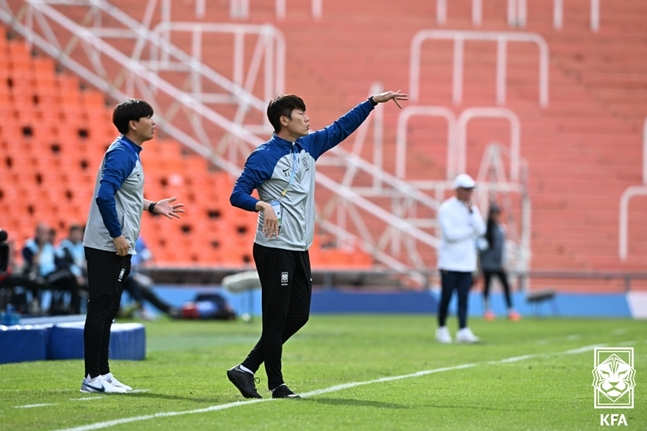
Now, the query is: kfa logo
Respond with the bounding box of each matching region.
[600,414,628,427]
[281,272,288,286]
[592,347,635,409]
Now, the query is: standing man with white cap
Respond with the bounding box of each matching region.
[435,173,486,343]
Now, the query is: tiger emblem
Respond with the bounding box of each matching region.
[592,354,636,402]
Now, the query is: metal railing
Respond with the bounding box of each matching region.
[230,0,322,20]
[0,1,456,284]
[396,106,521,182]
[475,143,531,277]
[394,105,530,276]
[457,107,521,182]
[436,0,601,32]
[0,0,265,167]
[150,21,285,135]
[409,29,549,107]
[315,83,447,278]
[436,0,484,26]
[395,106,457,181]
[518,0,601,32]
[618,117,647,260]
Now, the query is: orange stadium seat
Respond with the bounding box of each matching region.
[2,30,379,272]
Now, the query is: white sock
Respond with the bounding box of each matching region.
[101,373,113,381]
[239,365,254,375]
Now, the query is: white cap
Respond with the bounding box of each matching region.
[453,173,476,189]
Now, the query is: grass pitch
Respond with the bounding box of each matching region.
[0,315,645,431]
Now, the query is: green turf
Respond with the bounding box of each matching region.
[0,315,645,430]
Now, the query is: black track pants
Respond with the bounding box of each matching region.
[241,243,312,390]
[83,247,131,378]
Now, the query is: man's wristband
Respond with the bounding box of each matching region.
[148,201,157,214]
[368,96,377,106]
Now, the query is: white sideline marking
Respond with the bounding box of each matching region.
[564,344,606,355]
[71,397,105,402]
[494,355,535,364]
[617,340,636,346]
[15,403,58,409]
[53,344,603,431]
[301,363,476,398]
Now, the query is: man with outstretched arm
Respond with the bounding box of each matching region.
[228,90,407,399]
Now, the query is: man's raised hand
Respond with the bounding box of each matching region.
[371,90,408,109]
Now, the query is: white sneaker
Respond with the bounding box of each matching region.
[455,328,480,343]
[102,373,133,391]
[80,375,127,394]
[435,327,452,344]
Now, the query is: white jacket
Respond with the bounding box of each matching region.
[437,197,486,272]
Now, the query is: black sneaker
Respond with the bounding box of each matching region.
[226,365,262,399]
[271,384,301,399]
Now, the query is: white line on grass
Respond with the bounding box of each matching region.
[616,340,636,346]
[53,344,604,431]
[300,363,476,398]
[71,397,105,402]
[15,403,58,409]
[564,344,606,355]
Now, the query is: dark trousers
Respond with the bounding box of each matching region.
[438,270,473,330]
[83,247,131,378]
[483,269,513,309]
[241,243,311,390]
[124,272,173,314]
[1,270,82,315]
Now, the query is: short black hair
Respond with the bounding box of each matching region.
[112,99,154,135]
[266,95,306,133]
[69,223,84,234]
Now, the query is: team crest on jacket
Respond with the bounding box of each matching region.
[281,272,288,286]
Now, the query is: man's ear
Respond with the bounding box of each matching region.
[129,119,138,131]
[280,115,289,127]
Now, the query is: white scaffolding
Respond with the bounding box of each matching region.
[0,0,444,284]
[409,29,549,108]
[618,117,647,260]
[436,0,602,32]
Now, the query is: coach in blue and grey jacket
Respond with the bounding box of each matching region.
[227,90,408,400]
[80,100,184,395]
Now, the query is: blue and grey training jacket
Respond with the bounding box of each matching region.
[83,136,144,254]
[230,100,375,251]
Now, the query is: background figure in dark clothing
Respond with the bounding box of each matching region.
[58,224,88,289]
[479,204,520,321]
[22,223,82,315]
[120,237,178,319]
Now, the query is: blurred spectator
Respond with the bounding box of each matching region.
[478,204,520,321]
[119,237,178,319]
[0,228,12,311]
[57,224,88,289]
[0,227,46,313]
[21,222,83,314]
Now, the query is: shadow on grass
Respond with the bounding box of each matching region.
[118,392,230,403]
[302,397,408,409]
